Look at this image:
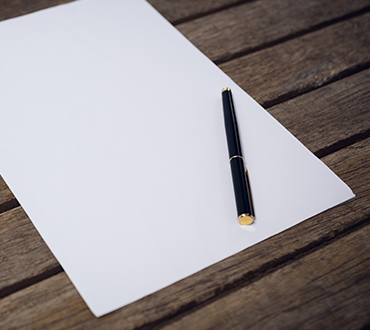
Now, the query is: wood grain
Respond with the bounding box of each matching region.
[147,0,246,23]
[0,176,16,211]
[176,0,370,63]
[161,222,370,330]
[220,12,370,107]
[0,207,59,295]
[0,0,73,22]
[1,0,370,64]
[0,0,244,24]
[0,137,368,329]
[268,69,370,155]
[1,1,369,329]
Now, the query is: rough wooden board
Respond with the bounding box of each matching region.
[268,69,370,155]
[0,0,244,24]
[3,0,368,62]
[220,13,370,107]
[5,0,366,29]
[161,223,370,330]
[147,0,245,23]
[0,138,368,330]
[0,207,58,293]
[0,176,15,208]
[176,0,370,63]
[0,0,73,21]
[0,1,369,328]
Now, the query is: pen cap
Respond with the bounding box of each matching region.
[222,88,243,158]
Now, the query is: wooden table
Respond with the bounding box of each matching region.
[1,0,370,329]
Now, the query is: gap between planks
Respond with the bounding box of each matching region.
[175,0,370,64]
[0,198,19,215]
[0,265,63,300]
[212,6,370,65]
[263,61,370,109]
[315,127,370,158]
[2,0,369,66]
[159,0,254,25]
[219,12,370,108]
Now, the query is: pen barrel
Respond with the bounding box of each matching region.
[230,158,255,218]
[222,89,242,158]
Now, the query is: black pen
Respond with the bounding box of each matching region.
[222,88,255,225]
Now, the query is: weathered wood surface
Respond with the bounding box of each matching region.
[1,0,370,329]
[1,0,241,23]
[146,0,246,23]
[161,220,370,330]
[220,12,370,107]
[0,136,369,329]
[0,0,73,21]
[175,0,370,63]
[0,177,17,213]
[0,207,59,295]
[1,67,369,299]
[2,0,369,63]
[269,69,370,156]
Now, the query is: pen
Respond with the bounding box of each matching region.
[222,88,255,225]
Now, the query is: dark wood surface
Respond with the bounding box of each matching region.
[1,1,369,329]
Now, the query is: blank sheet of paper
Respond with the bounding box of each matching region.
[0,0,354,317]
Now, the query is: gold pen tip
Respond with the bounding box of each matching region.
[222,87,231,93]
[238,213,254,225]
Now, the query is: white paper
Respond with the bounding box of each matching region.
[0,0,354,317]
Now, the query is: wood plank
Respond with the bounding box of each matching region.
[0,176,16,211]
[176,0,370,63]
[0,207,59,294]
[0,0,243,24]
[1,1,369,327]
[147,0,245,24]
[220,12,370,107]
[0,69,368,299]
[268,69,370,155]
[1,0,369,60]
[0,137,368,329]
[161,221,370,329]
[0,0,73,22]
[5,0,365,30]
